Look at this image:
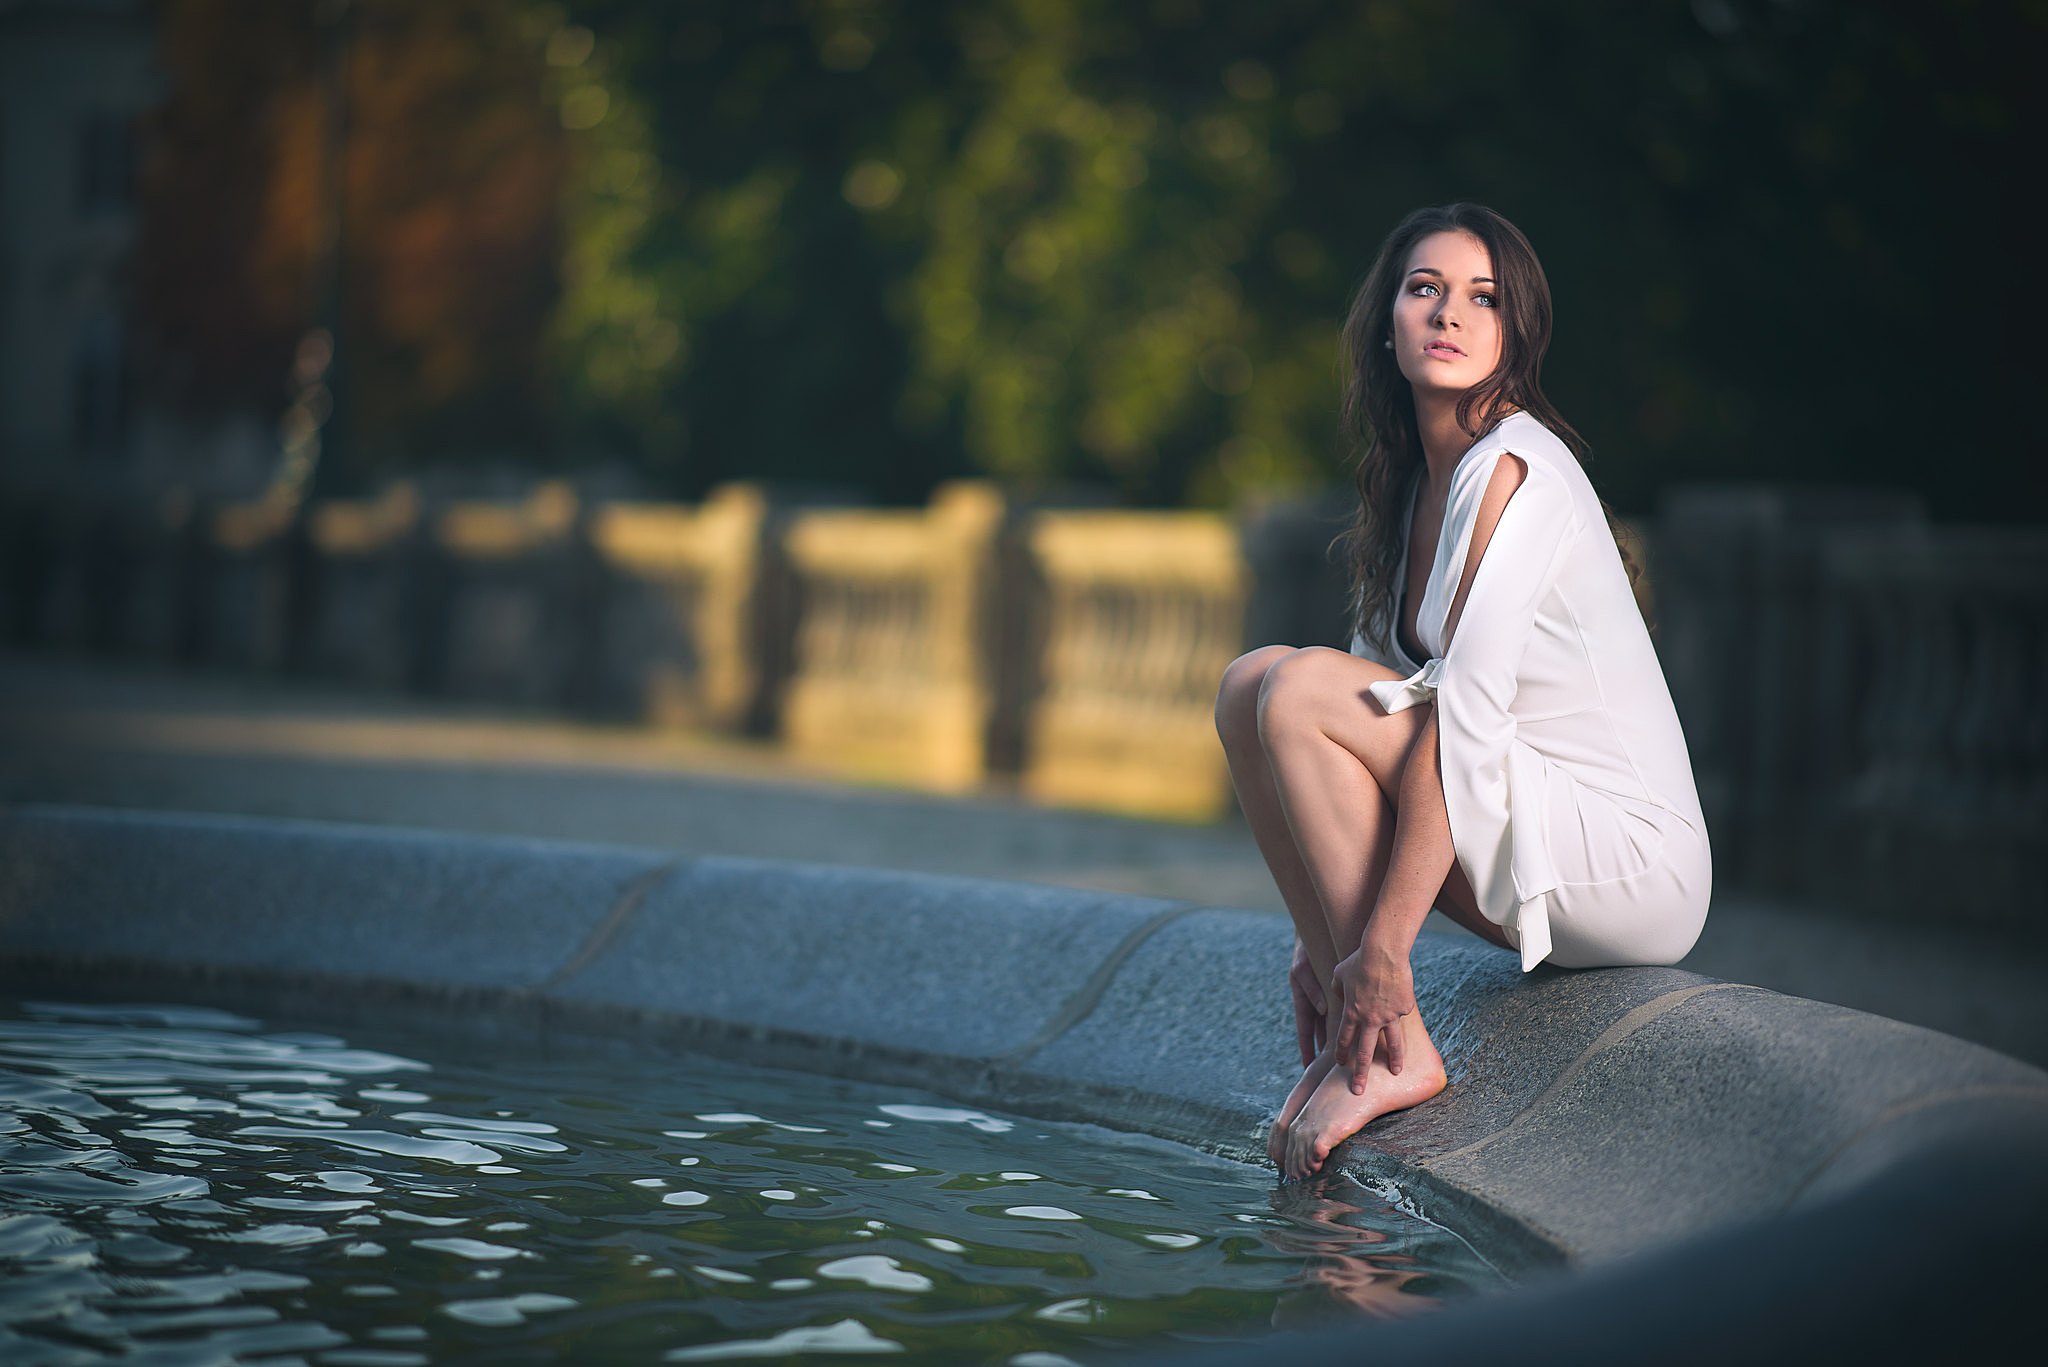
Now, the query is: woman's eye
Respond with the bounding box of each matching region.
[1413,282,1439,297]
[1475,292,1495,307]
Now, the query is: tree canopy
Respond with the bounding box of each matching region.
[135,0,2046,518]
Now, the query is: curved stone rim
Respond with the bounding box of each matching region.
[3,802,2044,1278]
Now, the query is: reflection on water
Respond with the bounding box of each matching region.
[0,998,1500,1362]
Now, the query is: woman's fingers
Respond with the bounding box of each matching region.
[1332,1009,1359,1069]
[1292,989,1317,1067]
[1347,1026,1376,1095]
[1339,1013,1411,1093]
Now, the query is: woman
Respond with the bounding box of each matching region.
[1213,203,1711,1181]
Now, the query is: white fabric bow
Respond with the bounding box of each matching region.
[1367,656,1445,714]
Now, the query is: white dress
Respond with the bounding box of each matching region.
[1352,411,1712,973]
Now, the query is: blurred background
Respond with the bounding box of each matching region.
[5,0,2043,511]
[2,0,2044,1057]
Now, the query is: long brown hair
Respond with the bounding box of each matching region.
[1330,202,1646,656]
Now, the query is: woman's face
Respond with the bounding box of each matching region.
[1390,230,1504,395]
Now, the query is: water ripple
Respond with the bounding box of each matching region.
[0,995,1501,1361]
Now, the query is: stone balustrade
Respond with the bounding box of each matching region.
[122,490,209,662]
[778,481,1005,791]
[302,482,428,690]
[2,490,206,660]
[1645,484,1933,913]
[421,480,585,707]
[197,493,302,673]
[1021,509,1249,820]
[4,474,2042,926]
[584,482,776,733]
[1798,524,2048,929]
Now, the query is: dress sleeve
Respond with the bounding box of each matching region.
[1365,449,1581,971]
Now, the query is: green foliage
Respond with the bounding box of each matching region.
[523,5,683,457]
[528,0,2043,515]
[897,1,1328,507]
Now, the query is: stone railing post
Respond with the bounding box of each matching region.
[584,481,773,733]
[302,481,428,691]
[1237,489,1355,652]
[198,492,302,673]
[1019,509,1249,821]
[780,480,1005,791]
[117,488,210,664]
[423,481,581,707]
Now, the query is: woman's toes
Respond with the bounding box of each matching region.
[1285,1126,1314,1181]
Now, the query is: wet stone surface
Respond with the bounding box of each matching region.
[0,996,1505,1365]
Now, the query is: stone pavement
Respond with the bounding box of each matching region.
[3,648,2043,1066]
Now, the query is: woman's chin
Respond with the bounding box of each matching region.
[1406,374,1481,397]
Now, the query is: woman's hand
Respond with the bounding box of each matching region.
[1289,938,1326,1066]
[1330,943,1417,1094]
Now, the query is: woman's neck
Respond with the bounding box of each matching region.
[1413,394,1519,497]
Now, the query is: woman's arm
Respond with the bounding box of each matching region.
[1376,705,1459,956]
[1333,452,1542,1091]
[1329,705,1456,1087]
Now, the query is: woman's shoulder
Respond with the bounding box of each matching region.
[1472,410,1576,475]
[1449,412,1584,513]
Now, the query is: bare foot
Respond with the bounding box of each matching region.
[1282,1019,1446,1181]
[1268,1048,1339,1168]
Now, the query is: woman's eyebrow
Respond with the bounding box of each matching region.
[1405,267,1496,283]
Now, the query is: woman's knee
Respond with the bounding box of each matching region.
[1215,644,1296,745]
[1253,645,1346,743]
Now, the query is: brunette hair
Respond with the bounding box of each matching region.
[1329,202,1647,656]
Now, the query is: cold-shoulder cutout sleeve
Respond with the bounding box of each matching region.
[1442,453,1528,650]
[1366,446,1582,971]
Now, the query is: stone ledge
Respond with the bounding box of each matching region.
[3,802,2043,1273]
[541,852,1191,1060]
[0,804,671,991]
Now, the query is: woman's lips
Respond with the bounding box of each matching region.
[1425,342,1463,358]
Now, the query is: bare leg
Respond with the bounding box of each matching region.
[1254,648,1462,1177]
[1216,646,1352,1163]
[1252,650,1413,1007]
[1216,647,1344,978]
[1218,646,1511,1174]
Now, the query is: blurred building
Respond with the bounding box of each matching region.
[0,0,162,491]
